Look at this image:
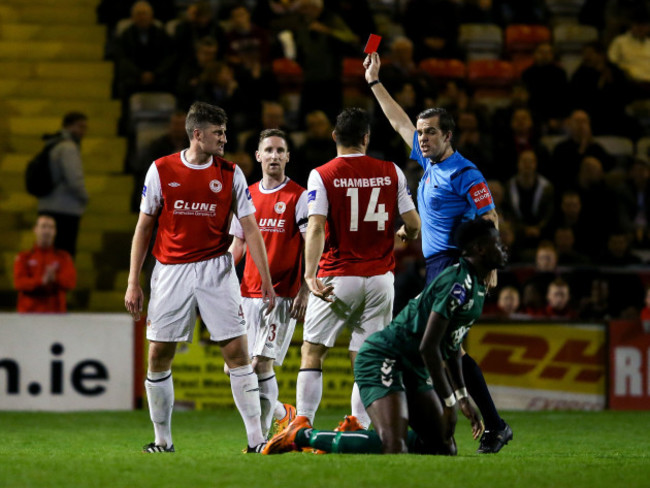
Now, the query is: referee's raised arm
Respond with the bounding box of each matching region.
[363,52,416,148]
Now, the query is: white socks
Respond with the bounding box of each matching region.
[257,371,278,438]
[274,401,287,420]
[145,370,174,448]
[230,364,264,447]
[296,369,322,424]
[351,381,371,429]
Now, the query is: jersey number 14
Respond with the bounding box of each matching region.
[346,187,389,231]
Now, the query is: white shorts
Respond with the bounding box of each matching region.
[146,254,246,343]
[303,272,394,351]
[242,297,296,366]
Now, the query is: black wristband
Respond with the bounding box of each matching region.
[368,79,381,88]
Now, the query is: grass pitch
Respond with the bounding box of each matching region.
[1,409,649,488]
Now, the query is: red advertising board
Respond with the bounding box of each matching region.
[609,320,650,410]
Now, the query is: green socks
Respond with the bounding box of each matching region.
[296,428,383,454]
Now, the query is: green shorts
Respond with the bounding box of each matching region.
[354,329,434,409]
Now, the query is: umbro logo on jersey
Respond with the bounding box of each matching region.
[274,201,286,214]
[210,179,223,193]
[168,182,181,187]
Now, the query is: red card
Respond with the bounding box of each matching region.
[364,34,382,54]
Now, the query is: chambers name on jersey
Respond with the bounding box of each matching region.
[311,154,407,277]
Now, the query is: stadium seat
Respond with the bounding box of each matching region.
[271,58,304,127]
[636,136,650,161]
[272,58,303,92]
[540,134,566,153]
[559,53,583,78]
[553,24,599,56]
[545,0,587,25]
[134,121,168,154]
[626,99,650,134]
[341,57,371,108]
[341,57,366,91]
[418,58,466,82]
[512,56,534,78]
[477,97,513,117]
[128,92,176,125]
[458,23,503,61]
[593,135,634,164]
[505,24,551,61]
[466,59,515,98]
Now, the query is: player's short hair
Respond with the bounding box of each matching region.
[417,107,455,135]
[186,102,228,139]
[333,107,370,147]
[258,128,288,146]
[62,111,87,127]
[455,218,497,252]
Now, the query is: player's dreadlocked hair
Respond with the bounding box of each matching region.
[455,218,497,253]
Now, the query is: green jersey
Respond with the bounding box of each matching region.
[355,258,487,407]
[379,258,486,361]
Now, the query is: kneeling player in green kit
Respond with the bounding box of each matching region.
[262,218,508,455]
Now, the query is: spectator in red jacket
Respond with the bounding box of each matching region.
[544,278,576,320]
[13,215,77,313]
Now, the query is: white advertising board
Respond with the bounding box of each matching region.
[0,313,134,411]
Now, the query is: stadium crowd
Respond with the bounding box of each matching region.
[98,0,650,320]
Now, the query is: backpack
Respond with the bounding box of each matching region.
[25,134,65,197]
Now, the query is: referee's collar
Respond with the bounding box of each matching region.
[429,150,457,166]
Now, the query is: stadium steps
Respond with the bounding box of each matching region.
[0,41,103,61]
[0,5,98,25]
[0,173,133,201]
[0,137,126,169]
[0,24,106,43]
[0,61,113,81]
[9,116,117,138]
[0,230,103,253]
[1,153,124,178]
[88,290,129,312]
[0,194,37,213]
[82,214,138,233]
[0,79,111,99]
[1,98,120,118]
[0,0,137,311]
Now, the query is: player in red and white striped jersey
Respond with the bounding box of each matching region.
[229,129,308,438]
[125,102,276,454]
[293,107,421,429]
